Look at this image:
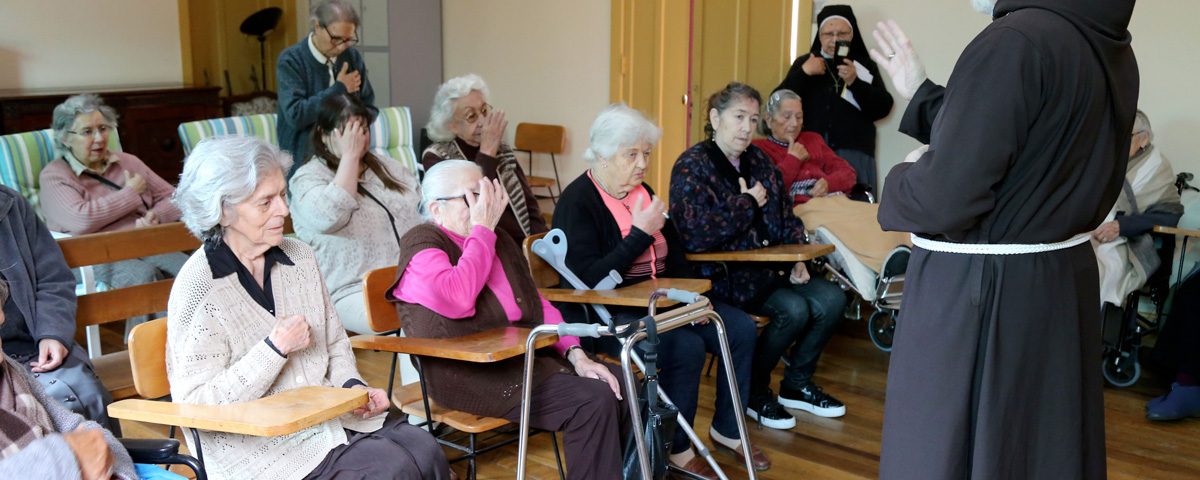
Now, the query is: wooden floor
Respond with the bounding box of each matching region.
[109,316,1200,479]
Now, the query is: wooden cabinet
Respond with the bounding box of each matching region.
[0,85,221,183]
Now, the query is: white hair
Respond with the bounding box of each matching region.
[310,0,359,28]
[174,136,293,242]
[1133,110,1154,144]
[50,93,118,158]
[419,159,481,219]
[971,0,997,16]
[426,74,491,143]
[582,104,662,165]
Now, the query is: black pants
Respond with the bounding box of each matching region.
[502,365,631,480]
[751,277,846,395]
[1155,272,1200,377]
[304,417,450,479]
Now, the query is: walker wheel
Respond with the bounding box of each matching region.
[1102,353,1140,388]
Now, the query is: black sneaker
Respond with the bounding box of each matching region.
[745,391,797,430]
[779,384,846,418]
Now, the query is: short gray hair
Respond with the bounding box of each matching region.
[419,159,480,219]
[426,74,490,143]
[51,93,118,158]
[174,136,293,242]
[762,89,801,135]
[310,0,359,28]
[1133,109,1153,144]
[583,104,661,165]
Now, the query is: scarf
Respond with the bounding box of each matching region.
[587,170,667,278]
[0,357,55,459]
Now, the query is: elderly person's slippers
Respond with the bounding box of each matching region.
[710,439,771,471]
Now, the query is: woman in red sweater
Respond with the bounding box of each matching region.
[752,89,857,204]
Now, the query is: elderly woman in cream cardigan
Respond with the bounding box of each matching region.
[168,136,448,480]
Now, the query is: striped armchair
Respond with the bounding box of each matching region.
[369,106,420,175]
[177,113,279,156]
[0,128,122,216]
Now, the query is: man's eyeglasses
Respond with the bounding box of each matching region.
[456,103,492,125]
[67,125,113,139]
[323,25,359,47]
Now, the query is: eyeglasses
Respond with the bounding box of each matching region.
[456,103,492,125]
[435,191,481,204]
[323,25,359,47]
[66,124,113,139]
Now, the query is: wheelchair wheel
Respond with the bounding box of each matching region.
[1101,353,1141,388]
[868,310,896,352]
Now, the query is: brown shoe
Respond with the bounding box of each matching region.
[672,455,718,480]
[712,440,771,471]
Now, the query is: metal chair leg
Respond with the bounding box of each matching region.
[468,432,477,480]
[550,431,565,480]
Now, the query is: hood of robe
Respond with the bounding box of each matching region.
[994,0,1139,135]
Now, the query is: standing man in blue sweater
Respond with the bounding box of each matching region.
[277,0,375,178]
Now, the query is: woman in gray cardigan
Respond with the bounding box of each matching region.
[0,279,137,480]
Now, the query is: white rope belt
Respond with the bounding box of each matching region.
[909,232,1092,255]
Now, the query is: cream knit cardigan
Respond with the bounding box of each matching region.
[166,237,384,480]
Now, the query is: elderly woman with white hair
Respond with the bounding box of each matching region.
[389,160,628,480]
[421,74,547,242]
[38,93,188,295]
[551,105,764,478]
[169,136,447,480]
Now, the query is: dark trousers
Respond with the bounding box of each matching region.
[1155,272,1200,377]
[502,365,630,480]
[836,148,878,192]
[304,417,450,479]
[751,277,846,394]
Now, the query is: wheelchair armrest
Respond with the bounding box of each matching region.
[120,438,180,464]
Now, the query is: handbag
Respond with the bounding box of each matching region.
[620,315,679,480]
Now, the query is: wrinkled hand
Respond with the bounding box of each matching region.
[268,315,312,355]
[351,385,390,418]
[630,194,667,235]
[134,210,158,228]
[334,117,370,165]
[1093,220,1121,243]
[801,54,827,76]
[123,171,147,194]
[905,145,929,163]
[788,140,810,162]
[63,428,114,480]
[569,350,622,400]
[466,178,509,231]
[336,63,362,94]
[791,262,811,285]
[869,20,927,101]
[836,59,858,86]
[738,178,768,207]
[479,109,507,157]
[30,338,68,373]
[810,178,829,197]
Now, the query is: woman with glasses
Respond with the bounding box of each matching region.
[277,0,375,178]
[422,74,548,242]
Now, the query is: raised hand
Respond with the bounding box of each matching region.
[466,178,509,231]
[801,54,827,76]
[836,58,858,86]
[123,170,147,194]
[788,140,810,162]
[479,109,507,157]
[268,315,312,355]
[630,194,667,235]
[336,63,362,94]
[334,117,370,164]
[738,178,768,207]
[868,20,927,101]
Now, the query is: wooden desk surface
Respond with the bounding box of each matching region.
[685,243,835,262]
[1154,225,1200,238]
[107,386,366,437]
[351,327,558,363]
[539,278,711,307]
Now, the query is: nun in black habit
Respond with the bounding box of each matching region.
[869,0,1139,478]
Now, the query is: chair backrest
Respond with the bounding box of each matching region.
[0,128,122,216]
[522,231,560,288]
[362,265,402,332]
[127,317,170,399]
[369,106,419,175]
[177,113,279,156]
[514,123,565,154]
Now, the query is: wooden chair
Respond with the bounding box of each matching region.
[348,266,564,480]
[56,222,202,400]
[513,123,565,203]
[108,318,367,480]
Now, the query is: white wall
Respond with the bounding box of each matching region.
[0,1,183,89]
[440,0,611,194]
[839,0,1200,185]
